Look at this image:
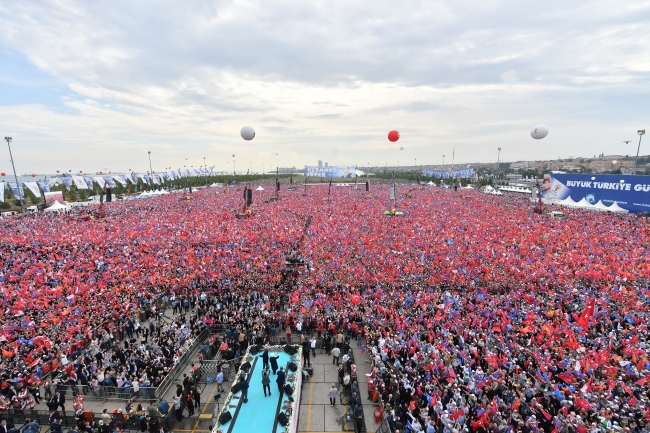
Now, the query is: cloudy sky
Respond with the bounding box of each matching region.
[0,0,649,174]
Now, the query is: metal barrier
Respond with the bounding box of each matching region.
[0,407,170,433]
[50,383,158,401]
[374,415,392,433]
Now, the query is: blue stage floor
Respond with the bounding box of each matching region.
[219,350,295,433]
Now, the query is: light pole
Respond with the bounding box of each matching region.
[443,155,445,167]
[4,137,24,213]
[497,148,501,170]
[147,151,154,189]
[204,157,207,187]
[636,130,645,174]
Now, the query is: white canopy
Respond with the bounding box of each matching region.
[427,181,435,186]
[558,196,577,207]
[256,186,265,191]
[44,200,69,212]
[593,200,610,211]
[608,202,629,213]
[574,198,595,209]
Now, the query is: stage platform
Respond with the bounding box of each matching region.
[214,345,302,433]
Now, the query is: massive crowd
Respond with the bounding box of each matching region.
[0,184,649,432]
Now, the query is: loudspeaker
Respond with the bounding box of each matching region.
[219,411,232,424]
[365,181,369,192]
[241,361,251,372]
[250,346,259,355]
[278,412,288,426]
[284,384,293,395]
[106,188,112,202]
[230,382,241,393]
[288,362,297,372]
[284,345,297,355]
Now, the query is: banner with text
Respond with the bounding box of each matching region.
[305,166,360,178]
[542,173,650,213]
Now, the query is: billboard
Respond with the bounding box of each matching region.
[44,191,64,206]
[422,168,475,179]
[305,166,360,178]
[542,173,650,213]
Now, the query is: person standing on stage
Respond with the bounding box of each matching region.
[276,367,286,396]
[262,369,271,397]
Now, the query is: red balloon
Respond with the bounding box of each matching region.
[56,170,60,173]
[351,294,360,305]
[31,174,36,177]
[388,130,400,142]
[79,170,83,173]
[129,169,132,171]
[99,171,103,174]
[0,173,5,177]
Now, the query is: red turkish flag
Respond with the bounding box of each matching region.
[577,299,595,329]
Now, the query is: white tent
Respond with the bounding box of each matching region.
[44,200,69,212]
[483,186,502,195]
[426,181,435,186]
[608,202,629,213]
[256,186,265,191]
[462,185,473,189]
[574,198,595,209]
[593,200,610,211]
[558,196,577,207]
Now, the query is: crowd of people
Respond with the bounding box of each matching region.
[0,183,648,433]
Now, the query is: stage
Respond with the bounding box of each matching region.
[214,345,303,433]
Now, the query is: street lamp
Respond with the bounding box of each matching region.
[443,155,445,167]
[204,157,207,187]
[4,137,24,213]
[636,130,645,174]
[147,151,154,188]
[497,148,501,170]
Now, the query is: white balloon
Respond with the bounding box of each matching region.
[400,146,404,150]
[241,126,255,141]
[530,124,549,140]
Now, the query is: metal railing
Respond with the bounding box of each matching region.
[50,383,159,401]
[0,407,172,433]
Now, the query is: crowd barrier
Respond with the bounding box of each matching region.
[0,407,171,433]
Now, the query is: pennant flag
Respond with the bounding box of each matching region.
[71,175,89,189]
[23,182,42,198]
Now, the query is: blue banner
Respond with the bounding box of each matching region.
[542,173,650,213]
[37,179,50,193]
[305,166,360,178]
[422,167,475,179]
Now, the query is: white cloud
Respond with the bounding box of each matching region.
[0,0,648,173]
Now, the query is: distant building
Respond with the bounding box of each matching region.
[325,162,328,167]
[318,160,322,167]
[510,161,532,170]
[278,166,297,173]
